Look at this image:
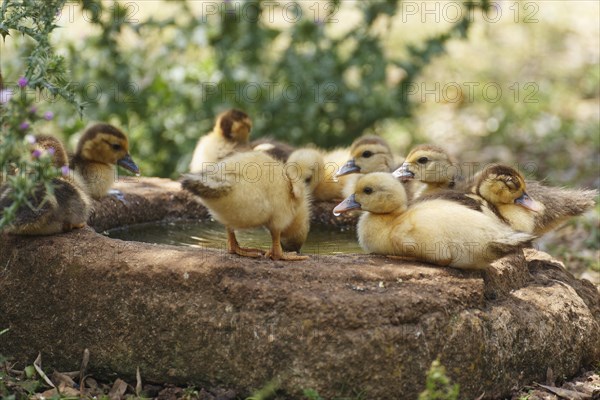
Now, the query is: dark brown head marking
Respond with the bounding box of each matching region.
[218,109,249,140]
[76,124,127,155]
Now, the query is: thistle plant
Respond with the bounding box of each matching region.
[0,0,76,230]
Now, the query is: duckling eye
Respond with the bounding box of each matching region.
[111,143,122,151]
[363,187,373,195]
[362,151,373,158]
[417,157,428,164]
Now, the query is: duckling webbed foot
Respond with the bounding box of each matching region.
[227,228,265,258]
[265,249,309,261]
[266,230,308,261]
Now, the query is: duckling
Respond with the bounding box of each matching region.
[333,173,534,269]
[393,144,461,199]
[336,135,397,177]
[285,146,351,201]
[70,123,140,200]
[0,135,91,235]
[181,151,310,261]
[473,164,598,235]
[286,147,325,194]
[336,135,401,198]
[251,137,295,162]
[189,109,252,173]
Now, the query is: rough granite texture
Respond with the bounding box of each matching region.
[0,177,598,399]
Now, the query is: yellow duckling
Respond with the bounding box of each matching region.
[473,164,597,235]
[393,144,460,199]
[181,151,310,261]
[189,109,253,173]
[70,123,140,199]
[336,135,401,198]
[0,135,91,235]
[336,135,397,177]
[285,146,351,201]
[333,173,534,269]
[286,147,325,194]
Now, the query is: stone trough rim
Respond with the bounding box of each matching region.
[0,177,598,400]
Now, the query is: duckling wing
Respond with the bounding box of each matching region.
[526,181,598,233]
[487,231,535,258]
[181,173,232,199]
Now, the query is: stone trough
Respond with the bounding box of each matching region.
[0,178,598,399]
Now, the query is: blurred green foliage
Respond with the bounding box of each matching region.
[418,359,460,400]
[3,0,491,178]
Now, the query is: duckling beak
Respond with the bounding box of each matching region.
[333,194,361,216]
[118,154,141,176]
[515,192,542,212]
[393,163,415,181]
[336,159,360,177]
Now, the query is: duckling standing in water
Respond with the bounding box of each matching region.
[334,173,534,269]
[473,164,597,235]
[189,109,253,173]
[0,135,91,235]
[70,123,140,199]
[181,151,310,261]
[393,144,461,199]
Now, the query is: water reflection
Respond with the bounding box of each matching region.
[106,219,364,255]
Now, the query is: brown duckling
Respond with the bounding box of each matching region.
[189,109,252,172]
[334,173,533,269]
[70,123,140,199]
[182,151,310,261]
[0,135,91,235]
[473,164,597,235]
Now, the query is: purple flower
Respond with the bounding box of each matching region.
[32,149,42,159]
[47,147,56,156]
[18,77,28,88]
[19,122,30,130]
[61,165,70,176]
[25,134,36,144]
[29,106,38,114]
[43,111,54,120]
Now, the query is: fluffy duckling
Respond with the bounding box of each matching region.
[251,137,295,162]
[286,147,325,194]
[336,135,400,198]
[473,164,597,235]
[336,135,397,177]
[0,135,91,235]
[393,144,460,199]
[285,146,351,201]
[70,123,140,199]
[181,151,310,261]
[334,173,534,269]
[189,109,253,173]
